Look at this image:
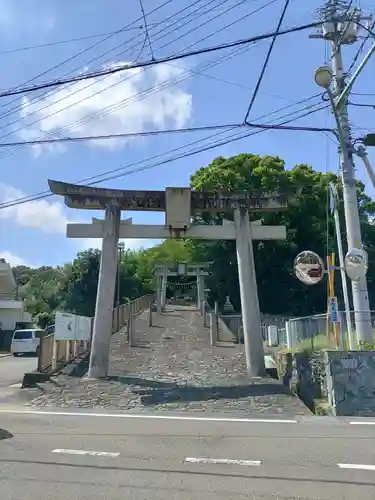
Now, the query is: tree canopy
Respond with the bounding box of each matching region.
[11,153,375,325]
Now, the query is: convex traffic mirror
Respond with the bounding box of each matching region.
[344,248,368,281]
[294,250,325,285]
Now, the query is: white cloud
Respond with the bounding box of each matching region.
[19,62,193,154]
[0,183,68,234]
[0,251,35,268]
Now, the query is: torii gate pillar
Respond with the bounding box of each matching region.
[90,201,120,378]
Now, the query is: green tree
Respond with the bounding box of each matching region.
[58,249,101,317]
[188,153,375,315]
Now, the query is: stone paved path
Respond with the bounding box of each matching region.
[28,306,311,416]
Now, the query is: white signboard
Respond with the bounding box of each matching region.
[75,315,92,341]
[54,311,91,341]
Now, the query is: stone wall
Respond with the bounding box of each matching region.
[276,349,375,417]
[275,351,328,413]
[325,350,375,417]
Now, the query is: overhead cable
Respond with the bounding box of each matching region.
[0,21,320,99]
[243,0,291,122]
[0,0,244,149]
[138,0,155,59]
[0,94,326,210]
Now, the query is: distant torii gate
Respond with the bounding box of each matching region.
[154,262,211,314]
[48,180,287,378]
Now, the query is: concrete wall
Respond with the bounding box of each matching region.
[216,315,236,343]
[0,260,16,295]
[0,308,22,330]
[326,350,375,417]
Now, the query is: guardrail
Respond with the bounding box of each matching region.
[38,294,154,373]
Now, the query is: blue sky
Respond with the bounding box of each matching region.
[0,0,374,268]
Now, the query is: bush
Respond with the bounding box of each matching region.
[279,334,335,355]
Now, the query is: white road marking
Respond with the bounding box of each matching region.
[0,409,297,424]
[185,457,261,466]
[52,449,120,458]
[8,383,22,388]
[338,463,375,471]
[349,421,375,426]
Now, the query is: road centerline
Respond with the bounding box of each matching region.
[338,463,375,471]
[52,449,120,458]
[184,457,261,466]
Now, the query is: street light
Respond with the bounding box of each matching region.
[362,134,375,147]
[314,66,333,88]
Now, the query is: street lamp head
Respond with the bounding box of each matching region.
[363,133,375,147]
[314,66,333,89]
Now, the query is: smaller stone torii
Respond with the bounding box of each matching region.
[48,180,288,378]
[154,262,211,314]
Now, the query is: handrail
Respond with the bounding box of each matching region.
[38,294,154,373]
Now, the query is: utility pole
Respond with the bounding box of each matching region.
[312,0,374,343]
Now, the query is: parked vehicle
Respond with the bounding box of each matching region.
[10,329,46,356]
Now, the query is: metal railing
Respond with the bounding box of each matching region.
[38,294,154,373]
[219,313,292,343]
[285,310,375,350]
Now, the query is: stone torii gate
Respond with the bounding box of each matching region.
[48,180,287,378]
[155,262,211,314]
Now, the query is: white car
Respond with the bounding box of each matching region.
[11,329,45,356]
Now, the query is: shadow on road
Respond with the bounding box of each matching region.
[107,375,288,406]
[0,428,13,440]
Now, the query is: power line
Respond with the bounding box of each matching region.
[0,26,147,55]
[0,115,334,148]
[0,124,242,147]
[2,56,319,164]
[138,0,155,59]
[54,102,330,187]
[243,0,291,122]
[348,19,375,73]
[0,0,245,160]
[0,21,319,99]
[337,0,355,48]
[245,118,333,132]
[0,7,231,57]
[0,38,258,162]
[0,0,242,145]
[0,1,297,160]
[0,0,293,161]
[151,0,277,58]
[348,101,375,108]
[0,100,316,209]
[0,0,175,121]
[0,0,207,124]
[0,94,325,209]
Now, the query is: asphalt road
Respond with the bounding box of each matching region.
[0,354,37,388]
[1,410,375,499]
